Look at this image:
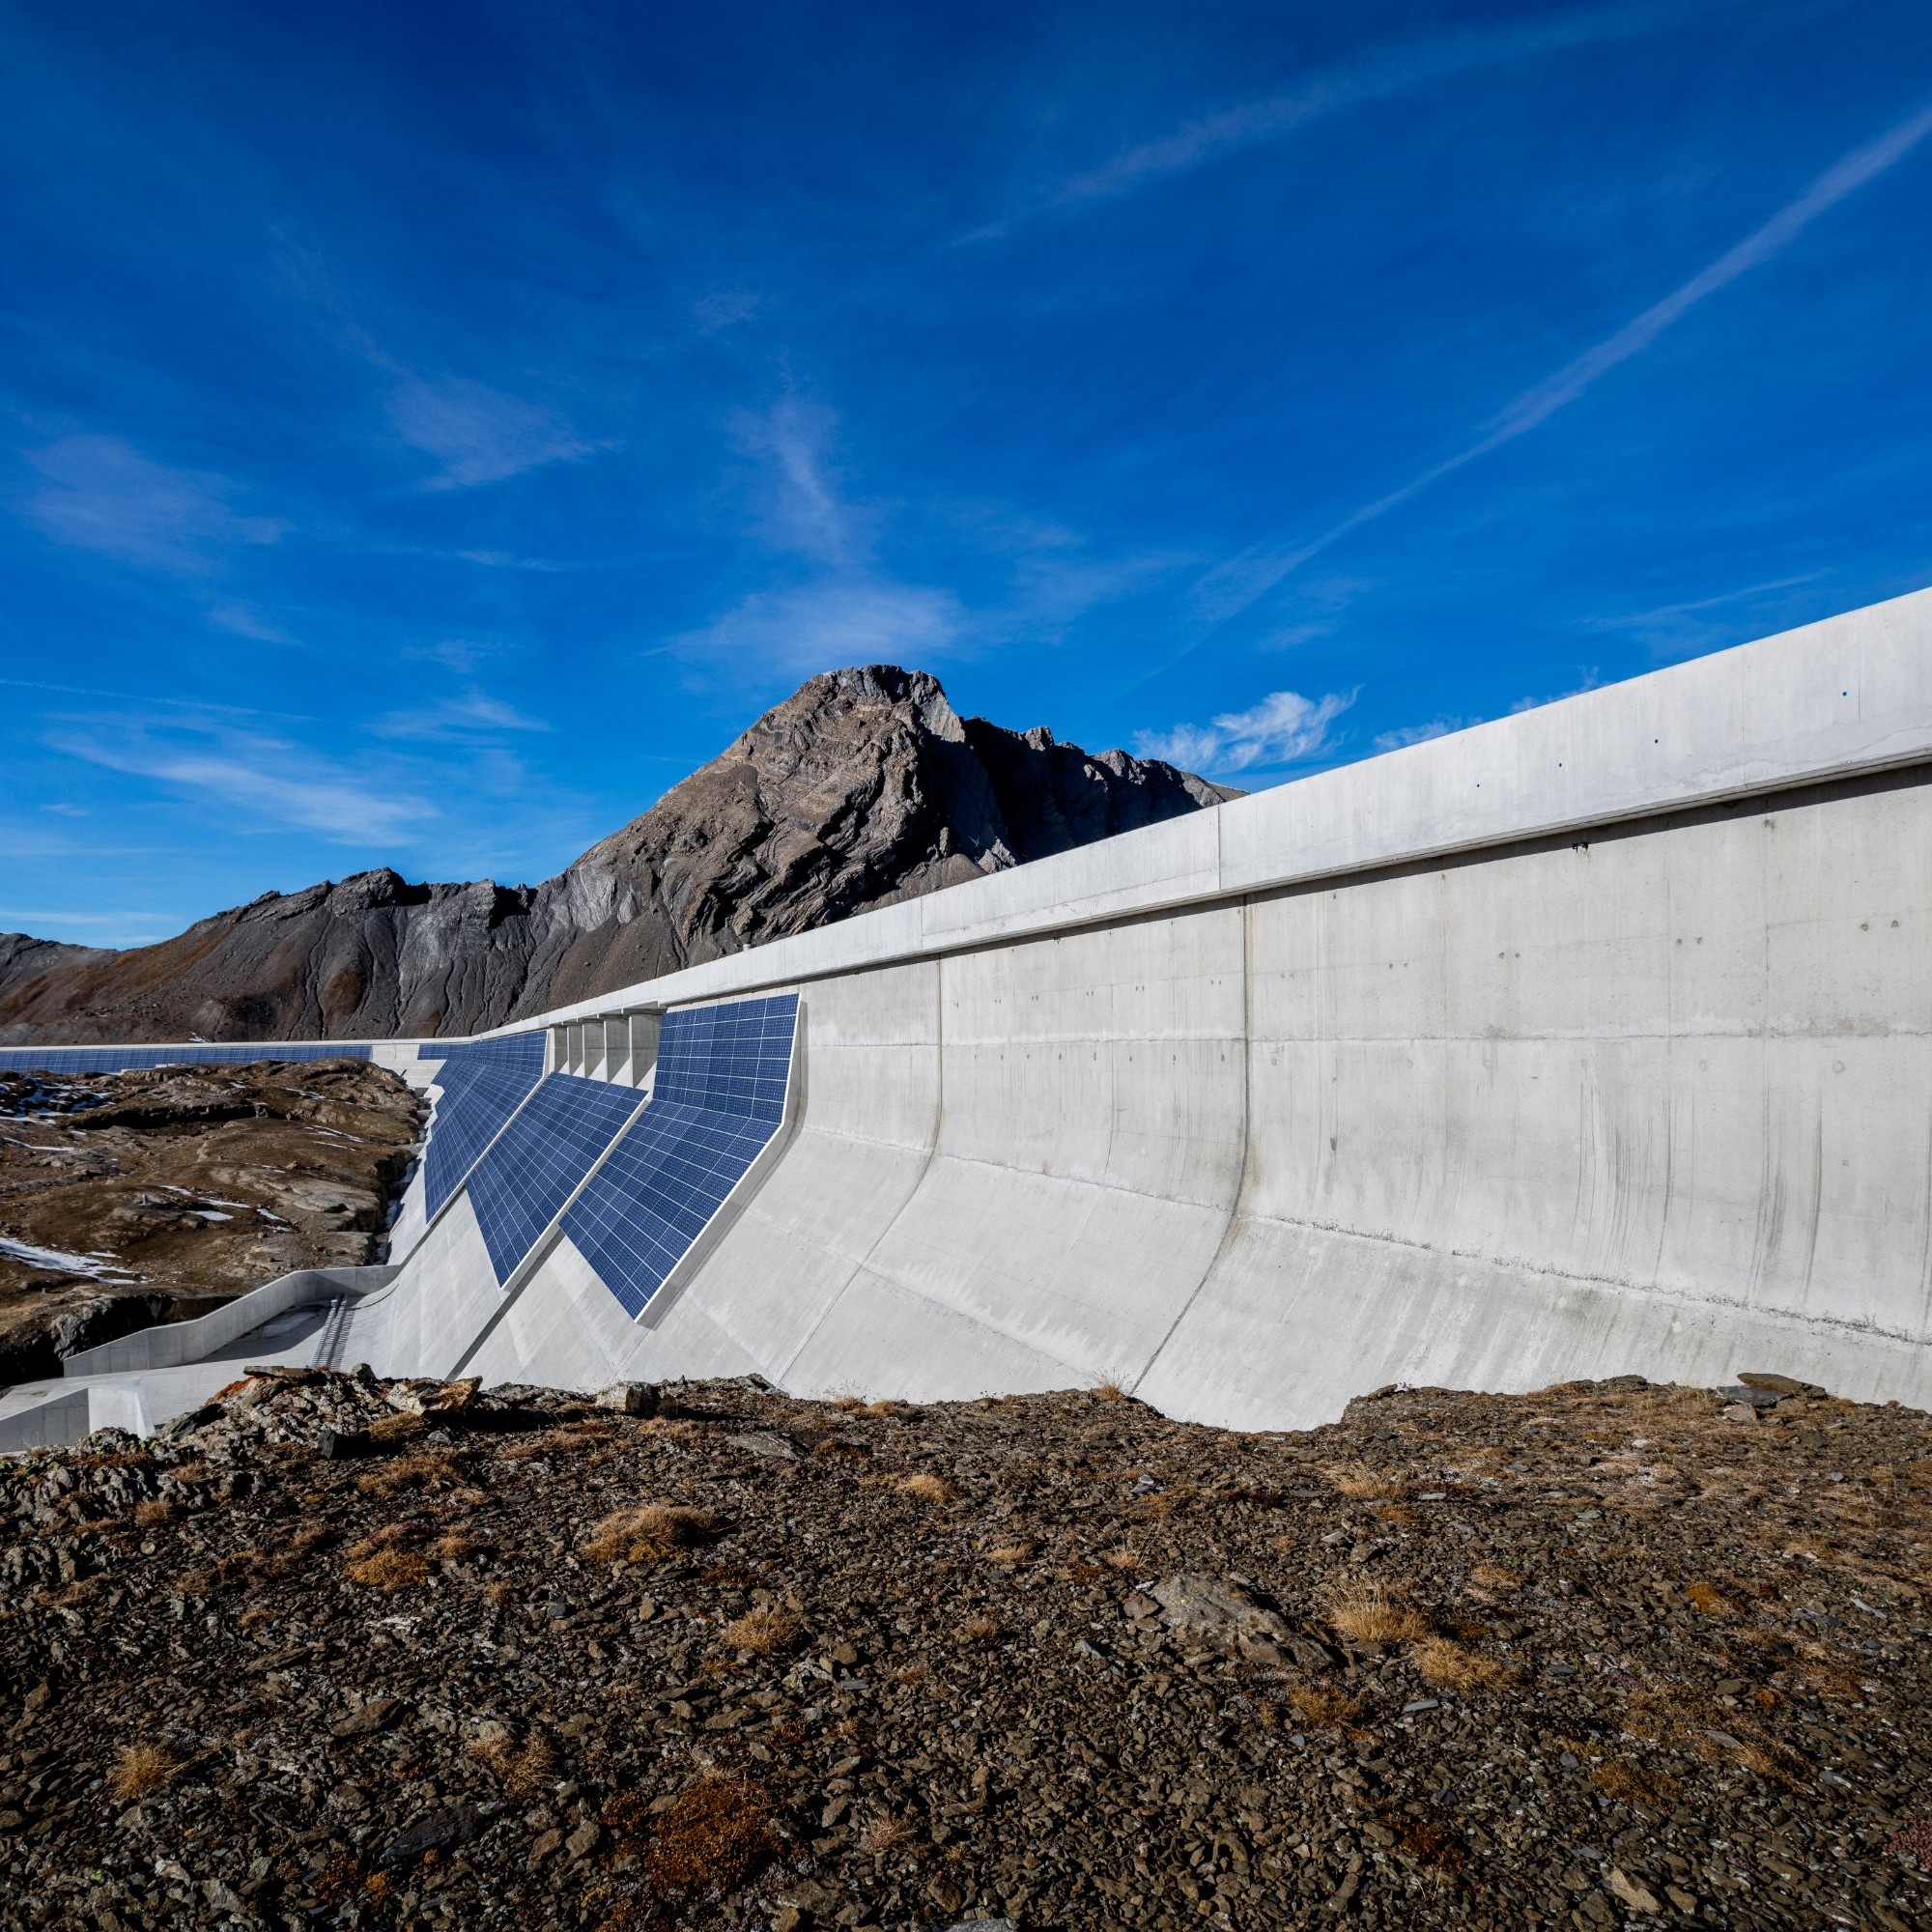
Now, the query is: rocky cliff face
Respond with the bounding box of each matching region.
[0,667,1232,1043]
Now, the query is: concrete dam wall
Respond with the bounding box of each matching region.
[6,585,1929,1441]
[429,584,1932,1424]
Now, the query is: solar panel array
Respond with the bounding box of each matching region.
[563,993,797,1318]
[464,1074,645,1283]
[0,1042,372,1075]
[419,1032,549,1217]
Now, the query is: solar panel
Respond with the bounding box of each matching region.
[0,1042,373,1075]
[418,1032,549,1217]
[563,993,797,1318]
[463,1073,644,1283]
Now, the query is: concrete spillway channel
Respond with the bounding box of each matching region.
[5,585,1930,1446]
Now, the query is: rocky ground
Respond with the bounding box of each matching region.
[1,1370,1927,1929]
[0,1061,422,1381]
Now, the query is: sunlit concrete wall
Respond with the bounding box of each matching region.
[15,586,1924,1445]
[473,586,1932,1424]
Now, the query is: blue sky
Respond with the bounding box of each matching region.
[4,1,1930,946]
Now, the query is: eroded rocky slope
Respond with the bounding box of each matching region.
[0,668,1232,1045]
[1,1372,1926,1928]
[0,1062,421,1382]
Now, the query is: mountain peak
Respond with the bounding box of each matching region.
[0,667,1229,1044]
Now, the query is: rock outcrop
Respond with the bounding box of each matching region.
[0,667,1231,1043]
[0,1059,421,1381]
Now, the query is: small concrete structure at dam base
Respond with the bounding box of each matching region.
[4,585,1930,1446]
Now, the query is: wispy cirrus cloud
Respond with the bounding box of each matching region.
[206,600,298,645]
[681,398,1189,681]
[1578,569,1829,658]
[1510,671,1605,714]
[51,721,437,844]
[21,435,286,574]
[737,397,862,566]
[387,375,595,491]
[1180,99,1932,642]
[674,578,967,679]
[975,1,1700,238]
[375,688,553,741]
[677,398,964,676]
[1136,687,1355,776]
[0,907,168,927]
[1373,715,1476,753]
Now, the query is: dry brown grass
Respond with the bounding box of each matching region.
[349,1520,417,1551]
[1322,1577,1432,1646]
[1466,1561,1520,1594]
[365,1410,425,1446]
[255,1521,337,1580]
[485,1580,517,1607]
[132,1499,174,1528]
[855,1809,915,1854]
[720,1607,806,1657]
[356,1449,465,1497]
[1408,1636,1520,1693]
[859,1400,906,1418]
[1686,1580,1730,1614]
[107,1744,178,1802]
[1284,1681,1365,1727]
[982,1539,1039,1567]
[1591,1758,1683,1808]
[896,1473,953,1504]
[468,1729,557,1795]
[1092,1379,1129,1403]
[636,1415,704,1442]
[960,1611,1002,1643]
[1324,1461,1406,1501]
[344,1547,430,1591]
[1707,1734,1804,1784]
[1100,1547,1142,1572]
[173,1548,264,1597]
[642,1778,780,1890]
[428,1531,475,1561]
[581,1505,720,1564]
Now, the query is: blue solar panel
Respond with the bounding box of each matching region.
[463,1073,644,1283]
[563,993,797,1318]
[419,1032,549,1218]
[0,1042,372,1074]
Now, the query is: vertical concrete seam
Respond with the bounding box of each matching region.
[772,956,948,1388]
[1129,891,1256,1399]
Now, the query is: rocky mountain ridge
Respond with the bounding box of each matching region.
[0,668,1232,1043]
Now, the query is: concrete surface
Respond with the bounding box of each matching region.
[4,586,1928,1440]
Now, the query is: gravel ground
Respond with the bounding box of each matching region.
[1,1368,1927,1930]
[0,1061,421,1380]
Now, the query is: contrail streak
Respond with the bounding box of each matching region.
[1175,99,1932,648]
